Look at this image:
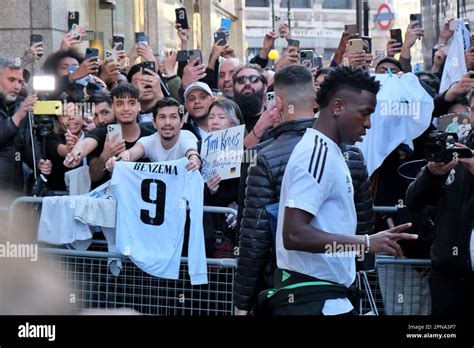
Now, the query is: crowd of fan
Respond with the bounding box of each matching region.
[0,17,472,316]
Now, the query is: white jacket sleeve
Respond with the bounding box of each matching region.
[185,168,208,285]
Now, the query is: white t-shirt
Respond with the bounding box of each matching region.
[276,128,357,315]
[138,130,198,162]
[111,158,207,285]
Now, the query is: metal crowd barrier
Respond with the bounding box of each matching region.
[357,256,431,315]
[7,196,238,315]
[7,198,431,316]
[38,248,237,315]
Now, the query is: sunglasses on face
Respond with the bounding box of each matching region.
[235,75,260,85]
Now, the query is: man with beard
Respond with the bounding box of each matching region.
[105,97,200,172]
[0,56,51,201]
[233,64,267,133]
[64,83,154,187]
[90,91,115,127]
[218,58,239,99]
[183,82,213,141]
[233,64,277,148]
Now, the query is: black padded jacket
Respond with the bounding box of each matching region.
[233,120,374,311]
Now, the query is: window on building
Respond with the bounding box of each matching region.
[322,0,351,9]
[280,0,312,8]
[245,0,270,7]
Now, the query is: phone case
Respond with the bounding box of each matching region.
[33,101,63,116]
[300,50,314,68]
[188,50,202,64]
[175,8,189,29]
[220,18,231,31]
[68,11,79,30]
[177,50,189,62]
[266,92,276,108]
[85,48,99,60]
[105,50,117,61]
[348,39,363,52]
[214,31,228,46]
[107,124,123,142]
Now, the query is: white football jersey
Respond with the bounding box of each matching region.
[276,128,357,315]
[111,158,207,285]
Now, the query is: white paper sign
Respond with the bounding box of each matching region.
[200,125,245,181]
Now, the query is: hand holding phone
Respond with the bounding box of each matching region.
[30,34,44,58]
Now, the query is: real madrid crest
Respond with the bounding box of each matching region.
[446,169,455,186]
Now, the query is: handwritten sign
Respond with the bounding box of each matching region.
[200,125,245,181]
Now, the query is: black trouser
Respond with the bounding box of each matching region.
[429,270,474,316]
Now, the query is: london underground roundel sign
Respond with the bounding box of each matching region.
[373,3,395,30]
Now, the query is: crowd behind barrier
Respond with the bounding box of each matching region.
[0,12,473,316]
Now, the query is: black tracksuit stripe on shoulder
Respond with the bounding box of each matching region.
[317,143,328,183]
[308,135,319,173]
[312,138,324,179]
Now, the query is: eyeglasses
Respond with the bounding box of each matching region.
[235,75,261,85]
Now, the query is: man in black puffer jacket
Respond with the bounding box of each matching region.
[233,66,374,314]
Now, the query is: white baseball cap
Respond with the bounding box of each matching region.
[184,81,213,100]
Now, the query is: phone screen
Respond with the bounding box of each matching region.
[135,32,148,47]
[113,35,125,51]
